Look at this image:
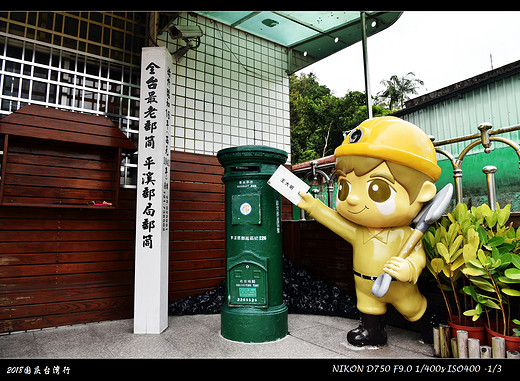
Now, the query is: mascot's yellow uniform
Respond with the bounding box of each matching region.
[298,116,441,346]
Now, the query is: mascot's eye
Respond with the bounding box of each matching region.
[338,179,350,201]
[348,128,363,143]
[367,179,394,203]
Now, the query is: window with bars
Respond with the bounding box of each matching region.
[0,11,146,188]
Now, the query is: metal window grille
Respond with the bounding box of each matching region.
[0,12,145,188]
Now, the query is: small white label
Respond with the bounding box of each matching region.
[268,165,310,205]
[240,202,252,215]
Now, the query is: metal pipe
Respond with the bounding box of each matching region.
[450,139,482,205]
[478,122,493,153]
[327,169,337,210]
[433,136,462,205]
[432,123,520,147]
[483,165,498,210]
[436,122,520,205]
[457,138,486,163]
[453,167,464,205]
[360,12,373,119]
[300,161,332,220]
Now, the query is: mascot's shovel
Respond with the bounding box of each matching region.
[371,183,453,298]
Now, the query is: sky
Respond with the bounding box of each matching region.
[298,11,520,99]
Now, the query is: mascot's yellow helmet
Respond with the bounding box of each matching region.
[334,116,441,181]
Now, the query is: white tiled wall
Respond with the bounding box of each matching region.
[157,13,291,161]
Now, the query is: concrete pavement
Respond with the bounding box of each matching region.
[0,313,433,359]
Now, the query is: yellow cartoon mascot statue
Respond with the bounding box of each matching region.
[298,116,441,347]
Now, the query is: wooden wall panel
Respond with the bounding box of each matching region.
[169,151,226,301]
[0,189,136,333]
[1,137,120,208]
[0,106,137,209]
[0,149,295,333]
[283,220,355,294]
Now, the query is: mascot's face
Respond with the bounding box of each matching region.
[335,161,427,228]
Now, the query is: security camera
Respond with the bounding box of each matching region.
[168,24,203,62]
[168,25,203,40]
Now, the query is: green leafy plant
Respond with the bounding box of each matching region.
[424,203,477,322]
[459,203,520,336]
[423,202,520,335]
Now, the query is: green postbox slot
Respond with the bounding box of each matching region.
[228,261,267,307]
[231,194,261,225]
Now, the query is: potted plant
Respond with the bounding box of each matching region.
[423,203,486,342]
[461,203,520,351]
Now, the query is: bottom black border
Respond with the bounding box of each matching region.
[1,358,517,378]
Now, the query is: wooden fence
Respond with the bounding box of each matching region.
[0,150,292,333]
[282,220,355,294]
[0,189,136,332]
[169,151,225,300]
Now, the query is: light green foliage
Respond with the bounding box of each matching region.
[423,202,520,335]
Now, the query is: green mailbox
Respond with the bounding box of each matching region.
[217,145,288,343]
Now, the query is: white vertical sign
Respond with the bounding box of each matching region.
[134,47,173,334]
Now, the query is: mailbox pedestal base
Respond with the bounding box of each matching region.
[221,304,288,343]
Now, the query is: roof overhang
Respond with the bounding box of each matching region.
[195,11,402,73]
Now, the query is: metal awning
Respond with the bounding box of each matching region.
[195,11,402,73]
